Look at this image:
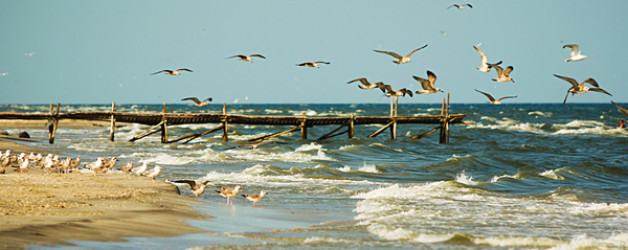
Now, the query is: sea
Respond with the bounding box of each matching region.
[1,103,627,249]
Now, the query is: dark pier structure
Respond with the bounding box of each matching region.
[0,96,469,144]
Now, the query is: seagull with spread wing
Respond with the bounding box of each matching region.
[373,44,428,64]
[553,74,612,104]
[475,89,517,105]
[182,97,213,107]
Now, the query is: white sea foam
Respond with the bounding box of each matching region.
[469,117,627,136]
[528,111,552,117]
[455,171,477,185]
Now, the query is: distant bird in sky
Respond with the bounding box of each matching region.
[151,68,193,75]
[182,97,213,107]
[448,4,472,9]
[488,63,515,83]
[242,190,267,206]
[553,74,612,104]
[216,185,241,205]
[170,179,212,197]
[475,89,517,104]
[347,78,387,90]
[226,54,266,62]
[373,44,428,64]
[413,70,444,94]
[563,44,589,62]
[611,101,628,117]
[296,61,330,68]
[473,45,501,72]
[0,72,7,76]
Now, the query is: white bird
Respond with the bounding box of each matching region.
[475,89,517,105]
[143,165,163,179]
[563,44,589,62]
[473,45,501,72]
[296,61,330,68]
[413,71,444,94]
[169,180,212,197]
[553,74,612,104]
[242,190,267,206]
[448,3,472,9]
[373,44,428,64]
[488,63,515,83]
[151,68,193,75]
[226,54,266,62]
[216,185,241,205]
[347,78,387,90]
[182,97,213,107]
[132,162,149,176]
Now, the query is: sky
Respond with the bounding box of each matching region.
[0,1,626,105]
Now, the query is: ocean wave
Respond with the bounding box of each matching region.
[469,117,627,136]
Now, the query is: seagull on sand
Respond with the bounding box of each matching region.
[553,74,612,104]
[132,161,149,176]
[169,180,212,197]
[151,68,193,75]
[347,78,387,90]
[563,44,589,62]
[488,63,515,83]
[182,97,213,107]
[413,70,444,94]
[473,45,501,72]
[475,89,517,104]
[373,44,428,64]
[226,54,266,62]
[448,3,472,9]
[242,190,267,206]
[143,165,162,179]
[216,185,241,205]
[120,162,133,173]
[296,61,330,68]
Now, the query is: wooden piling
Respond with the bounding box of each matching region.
[300,114,308,140]
[109,102,116,142]
[222,103,228,142]
[47,103,60,144]
[160,103,168,143]
[439,93,451,144]
[348,114,355,139]
[390,119,397,140]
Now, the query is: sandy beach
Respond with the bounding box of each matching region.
[0,120,210,249]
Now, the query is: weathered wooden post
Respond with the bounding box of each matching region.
[300,113,307,140]
[222,103,228,142]
[390,119,397,140]
[160,102,168,143]
[348,114,355,139]
[47,103,60,144]
[439,93,451,144]
[109,102,116,142]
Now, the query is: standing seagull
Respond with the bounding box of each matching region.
[448,3,472,9]
[226,54,266,62]
[563,44,589,62]
[488,63,515,83]
[553,74,612,104]
[170,180,212,197]
[151,68,193,75]
[347,78,387,90]
[216,185,241,205]
[242,190,267,206]
[475,89,517,105]
[473,45,501,72]
[413,70,444,94]
[296,61,330,68]
[182,97,213,107]
[373,44,428,64]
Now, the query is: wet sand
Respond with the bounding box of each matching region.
[0,120,211,249]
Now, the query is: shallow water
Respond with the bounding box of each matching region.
[4,103,627,249]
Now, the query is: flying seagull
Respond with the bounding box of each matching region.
[169,180,212,197]
[553,74,612,104]
[475,89,517,104]
[373,44,428,64]
[473,45,501,72]
[611,101,628,117]
[448,4,472,9]
[242,190,267,206]
[151,68,193,75]
[347,78,387,90]
[488,63,514,83]
[413,70,444,94]
[226,54,266,62]
[563,44,589,62]
[296,61,330,68]
[182,97,213,107]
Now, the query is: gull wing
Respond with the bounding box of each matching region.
[583,78,599,87]
[563,91,571,104]
[226,55,246,59]
[503,66,514,77]
[489,63,503,76]
[473,45,488,66]
[412,75,431,90]
[553,74,580,88]
[314,61,330,64]
[611,101,628,117]
[497,95,518,102]
[373,50,402,60]
[182,97,202,104]
[405,44,428,57]
[151,70,171,75]
[475,89,496,102]
[177,68,194,72]
[563,44,579,57]
[172,180,198,189]
[426,70,437,88]
[347,78,369,85]
[589,88,612,96]
[202,97,213,102]
[250,54,266,59]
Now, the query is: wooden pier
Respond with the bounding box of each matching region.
[0,96,469,145]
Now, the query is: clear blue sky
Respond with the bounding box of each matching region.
[1,1,626,104]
